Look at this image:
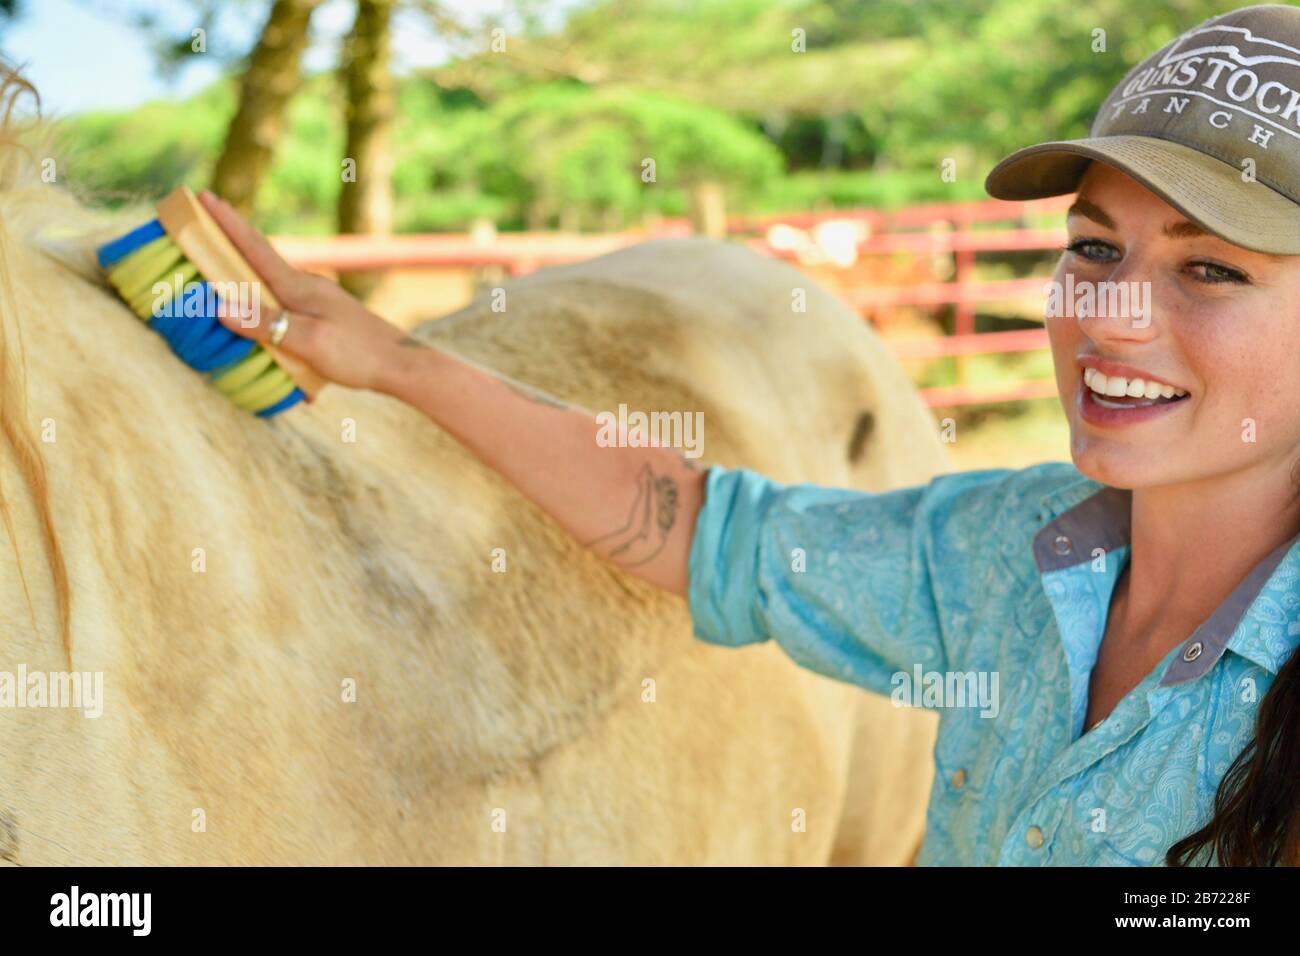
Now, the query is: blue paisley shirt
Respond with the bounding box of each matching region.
[687,461,1300,866]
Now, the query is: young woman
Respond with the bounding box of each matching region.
[198,2,1300,866]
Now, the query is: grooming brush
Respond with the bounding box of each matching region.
[96,185,325,416]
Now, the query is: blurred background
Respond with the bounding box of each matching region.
[0,0,1242,468]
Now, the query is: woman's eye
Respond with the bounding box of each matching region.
[1062,238,1117,262]
[1187,261,1249,285]
[1063,239,1250,286]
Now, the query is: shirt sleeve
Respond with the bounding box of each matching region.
[686,463,1017,698]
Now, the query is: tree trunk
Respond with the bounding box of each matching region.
[210,0,321,216]
[337,0,396,301]
[525,200,547,231]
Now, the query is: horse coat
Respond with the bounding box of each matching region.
[0,131,944,865]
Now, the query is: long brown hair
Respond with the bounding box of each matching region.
[1165,645,1300,866]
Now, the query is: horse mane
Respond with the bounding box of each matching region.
[0,61,141,666]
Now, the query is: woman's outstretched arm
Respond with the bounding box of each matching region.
[198,190,706,596]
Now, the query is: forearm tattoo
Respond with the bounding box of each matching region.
[585,464,679,567]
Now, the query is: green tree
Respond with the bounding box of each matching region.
[211,0,324,215]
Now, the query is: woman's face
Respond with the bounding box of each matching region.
[1049,162,1300,492]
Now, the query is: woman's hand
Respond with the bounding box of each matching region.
[198,189,409,393]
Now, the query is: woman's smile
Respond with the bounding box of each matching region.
[1077,382,1189,427]
[1075,357,1191,427]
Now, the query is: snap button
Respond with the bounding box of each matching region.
[1052,534,1072,555]
[950,768,966,790]
[1182,641,1204,663]
[1025,826,1045,849]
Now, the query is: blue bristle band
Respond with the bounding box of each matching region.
[196,334,256,372]
[97,219,166,269]
[256,388,306,417]
[148,308,187,344]
[186,324,246,371]
[170,285,217,356]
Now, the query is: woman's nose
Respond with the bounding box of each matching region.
[1064,269,1161,343]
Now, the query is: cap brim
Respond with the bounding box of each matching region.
[985,135,1300,256]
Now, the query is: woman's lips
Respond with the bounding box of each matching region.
[1077,383,1189,427]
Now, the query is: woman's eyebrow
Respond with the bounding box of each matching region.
[1067,194,1285,263]
[1162,220,1286,262]
[1066,196,1113,228]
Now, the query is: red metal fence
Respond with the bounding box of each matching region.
[273,194,1074,408]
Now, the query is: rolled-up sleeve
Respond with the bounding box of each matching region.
[687,463,1015,698]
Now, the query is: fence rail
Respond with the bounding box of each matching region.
[273,194,1074,408]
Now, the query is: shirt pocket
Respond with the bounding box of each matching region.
[929,718,1025,862]
[932,709,1010,799]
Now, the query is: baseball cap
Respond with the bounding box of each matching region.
[984,4,1300,255]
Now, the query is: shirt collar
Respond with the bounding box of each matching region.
[1031,473,1300,684]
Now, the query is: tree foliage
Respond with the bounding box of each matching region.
[49,0,1246,231]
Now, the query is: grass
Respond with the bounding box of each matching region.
[940,398,1072,471]
[907,347,1057,392]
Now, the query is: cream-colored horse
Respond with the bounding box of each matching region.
[0,91,943,866]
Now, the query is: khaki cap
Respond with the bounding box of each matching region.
[985,4,1300,254]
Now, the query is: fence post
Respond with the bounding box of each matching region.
[952,205,976,391]
[689,180,727,239]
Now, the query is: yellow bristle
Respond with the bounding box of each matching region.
[107,235,180,291]
[211,347,275,394]
[129,260,198,319]
[107,236,186,312]
[231,367,295,410]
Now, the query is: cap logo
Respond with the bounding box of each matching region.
[1103,22,1300,154]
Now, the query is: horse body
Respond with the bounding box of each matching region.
[0,164,942,863]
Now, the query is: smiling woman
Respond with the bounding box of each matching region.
[985,4,1300,866]
[1053,169,1300,862]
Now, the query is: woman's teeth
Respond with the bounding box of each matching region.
[1082,367,1188,408]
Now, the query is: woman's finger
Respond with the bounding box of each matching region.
[198,190,310,305]
[217,302,314,361]
[213,294,269,342]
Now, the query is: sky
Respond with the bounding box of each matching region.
[2,0,577,118]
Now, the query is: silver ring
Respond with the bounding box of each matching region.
[268,313,290,347]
